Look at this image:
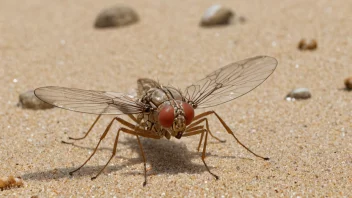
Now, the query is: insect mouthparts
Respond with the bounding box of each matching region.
[175,132,183,139]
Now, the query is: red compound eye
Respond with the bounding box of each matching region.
[158,104,174,128]
[182,102,194,125]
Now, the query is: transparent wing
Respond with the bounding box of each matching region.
[184,56,277,108]
[137,78,161,98]
[34,86,147,115]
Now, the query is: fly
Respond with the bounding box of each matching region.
[34,55,278,186]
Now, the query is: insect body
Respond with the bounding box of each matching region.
[35,56,277,186]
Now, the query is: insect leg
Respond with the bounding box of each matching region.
[92,127,160,184]
[184,117,220,179]
[183,125,205,151]
[186,117,225,151]
[91,127,121,180]
[127,114,138,123]
[193,111,269,160]
[184,118,220,179]
[185,125,204,132]
[188,114,226,143]
[174,127,219,179]
[136,135,147,186]
[113,120,162,186]
[70,114,160,184]
[90,117,159,185]
[69,116,118,175]
[68,114,102,140]
[201,119,219,179]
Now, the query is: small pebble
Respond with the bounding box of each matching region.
[94,5,139,28]
[286,88,311,100]
[344,77,352,90]
[200,5,234,27]
[298,39,317,50]
[18,90,54,109]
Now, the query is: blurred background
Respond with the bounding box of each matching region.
[1,0,351,196]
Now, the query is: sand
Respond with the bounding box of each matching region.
[1,0,351,197]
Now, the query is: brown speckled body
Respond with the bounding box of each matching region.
[136,78,186,139]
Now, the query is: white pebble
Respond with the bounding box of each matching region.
[286,88,311,100]
[200,5,234,26]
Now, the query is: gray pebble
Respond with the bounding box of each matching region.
[18,90,54,109]
[286,88,311,100]
[200,5,234,27]
[94,5,139,28]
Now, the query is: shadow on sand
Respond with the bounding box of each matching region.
[21,135,246,181]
